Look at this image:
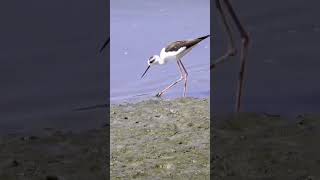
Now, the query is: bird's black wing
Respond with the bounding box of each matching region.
[165,35,209,52]
[165,41,188,52]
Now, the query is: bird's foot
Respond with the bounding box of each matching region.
[155,92,163,97]
[183,89,187,97]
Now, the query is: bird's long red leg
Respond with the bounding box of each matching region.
[156,60,184,97]
[211,0,237,69]
[221,0,250,112]
[178,59,188,97]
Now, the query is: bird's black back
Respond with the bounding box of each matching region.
[165,35,210,52]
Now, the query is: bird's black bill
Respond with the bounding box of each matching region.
[141,65,151,78]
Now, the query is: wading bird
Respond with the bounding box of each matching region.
[141,35,210,97]
[100,0,250,112]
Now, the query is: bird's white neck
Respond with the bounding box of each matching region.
[153,55,165,65]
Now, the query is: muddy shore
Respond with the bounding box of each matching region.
[111,98,210,179]
[1,98,320,179]
[212,113,320,180]
[0,128,108,180]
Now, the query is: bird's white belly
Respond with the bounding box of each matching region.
[162,55,177,64]
[160,48,184,64]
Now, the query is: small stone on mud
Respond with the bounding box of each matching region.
[187,122,193,127]
[46,175,59,180]
[11,160,19,167]
[156,164,164,168]
[166,163,173,169]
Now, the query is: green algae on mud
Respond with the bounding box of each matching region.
[111,98,210,179]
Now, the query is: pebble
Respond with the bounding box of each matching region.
[166,163,173,169]
[46,175,59,180]
[9,160,19,167]
[187,122,194,127]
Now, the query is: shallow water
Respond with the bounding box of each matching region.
[1,0,320,135]
[212,0,320,115]
[110,0,210,103]
[0,0,108,134]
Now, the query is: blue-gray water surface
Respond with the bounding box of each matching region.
[212,0,320,116]
[1,0,320,135]
[110,0,210,103]
[0,0,108,134]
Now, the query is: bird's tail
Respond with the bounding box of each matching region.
[197,35,210,40]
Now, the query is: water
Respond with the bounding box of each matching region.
[0,0,108,134]
[110,0,210,103]
[2,0,320,135]
[212,0,320,116]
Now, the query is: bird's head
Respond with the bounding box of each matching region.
[141,55,160,78]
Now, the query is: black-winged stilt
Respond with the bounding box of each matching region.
[100,0,250,112]
[141,35,210,97]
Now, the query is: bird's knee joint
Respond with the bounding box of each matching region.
[239,70,244,78]
[241,34,250,46]
[229,48,237,56]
